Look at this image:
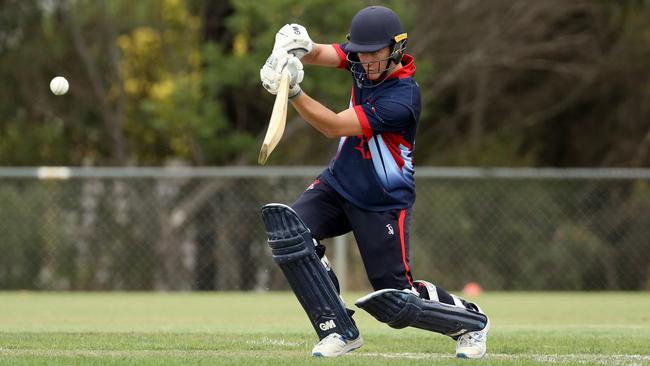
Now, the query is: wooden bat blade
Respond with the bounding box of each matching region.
[258,70,290,165]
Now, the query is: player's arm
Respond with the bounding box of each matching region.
[290,92,363,138]
[301,43,342,68]
[268,26,359,137]
[261,51,359,138]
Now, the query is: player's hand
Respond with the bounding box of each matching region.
[260,50,304,98]
[273,24,313,59]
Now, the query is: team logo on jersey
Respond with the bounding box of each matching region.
[354,136,372,160]
[307,179,320,190]
[386,224,394,236]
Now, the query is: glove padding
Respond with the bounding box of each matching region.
[273,23,313,59]
[260,50,304,99]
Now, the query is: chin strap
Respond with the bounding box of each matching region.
[376,59,399,82]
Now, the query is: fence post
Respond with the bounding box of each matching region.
[333,234,348,292]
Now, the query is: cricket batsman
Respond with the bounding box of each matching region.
[259,5,490,358]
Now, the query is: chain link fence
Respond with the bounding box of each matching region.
[1,167,649,292]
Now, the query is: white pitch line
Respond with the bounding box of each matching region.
[0,349,297,357]
[244,336,305,347]
[360,352,650,365]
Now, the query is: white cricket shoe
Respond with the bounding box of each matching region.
[455,317,490,359]
[312,333,363,357]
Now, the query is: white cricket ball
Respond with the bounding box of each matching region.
[50,76,69,96]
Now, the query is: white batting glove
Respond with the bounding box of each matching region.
[260,50,304,99]
[273,23,313,59]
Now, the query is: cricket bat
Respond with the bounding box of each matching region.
[258,70,290,165]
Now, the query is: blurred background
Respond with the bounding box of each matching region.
[0,0,649,292]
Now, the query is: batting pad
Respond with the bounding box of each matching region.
[261,203,359,340]
[355,289,487,339]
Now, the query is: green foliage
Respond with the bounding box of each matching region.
[0,0,424,165]
[1,1,649,165]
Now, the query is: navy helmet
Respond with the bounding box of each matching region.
[345,6,408,87]
[347,6,407,53]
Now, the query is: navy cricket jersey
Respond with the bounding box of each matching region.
[319,43,421,211]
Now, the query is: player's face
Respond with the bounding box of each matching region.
[357,47,392,80]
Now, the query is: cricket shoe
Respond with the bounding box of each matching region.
[455,315,490,359]
[312,333,363,357]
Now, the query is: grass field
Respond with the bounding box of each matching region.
[1,292,649,365]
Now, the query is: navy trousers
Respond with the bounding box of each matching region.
[292,177,414,291]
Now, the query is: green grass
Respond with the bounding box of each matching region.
[1,292,649,365]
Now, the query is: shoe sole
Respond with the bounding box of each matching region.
[456,352,486,359]
[312,342,363,358]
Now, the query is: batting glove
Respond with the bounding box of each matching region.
[260,50,304,99]
[273,23,313,59]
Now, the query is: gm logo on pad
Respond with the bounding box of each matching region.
[319,320,337,331]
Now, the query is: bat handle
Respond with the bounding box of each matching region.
[280,70,290,91]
